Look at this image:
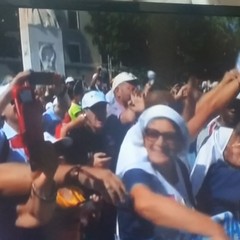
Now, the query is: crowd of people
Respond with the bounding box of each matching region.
[1,66,240,240]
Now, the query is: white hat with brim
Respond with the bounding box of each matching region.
[65,76,74,84]
[82,90,108,109]
[112,72,137,92]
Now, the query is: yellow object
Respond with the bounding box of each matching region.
[68,102,81,120]
[56,187,86,208]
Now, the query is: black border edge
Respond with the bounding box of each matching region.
[0,0,240,17]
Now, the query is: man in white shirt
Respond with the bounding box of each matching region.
[107,72,144,124]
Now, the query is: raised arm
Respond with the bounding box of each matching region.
[60,112,86,138]
[15,141,59,228]
[131,184,228,240]
[188,70,240,139]
[0,71,31,114]
[119,91,145,124]
[51,76,71,120]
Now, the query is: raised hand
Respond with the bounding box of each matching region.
[171,84,190,101]
[128,90,145,114]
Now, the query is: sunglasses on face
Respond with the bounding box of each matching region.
[144,128,178,142]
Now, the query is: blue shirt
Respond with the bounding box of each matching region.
[42,107,61,136]
[197,160,240,217]
[1,122,28,163]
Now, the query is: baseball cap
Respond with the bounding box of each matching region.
[112,72,137,92]
[65,76,74,84]
[82,90,107,109]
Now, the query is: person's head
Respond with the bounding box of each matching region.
[224,122,240,168]
[39,43,56,72]
[34,85,54,106]
[140,105,188,167]
[144,90,182,114]
[220,96,240,128]
[65,76,75,99]
[112,72,138,107]
[81,91,108,133]
[65,76,75,88]
[72,80,83,103]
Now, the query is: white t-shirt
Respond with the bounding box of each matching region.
[107,99,125,118]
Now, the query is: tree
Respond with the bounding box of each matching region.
[0,7,21,58]
[85,11,240,86]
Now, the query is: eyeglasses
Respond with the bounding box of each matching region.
[144,128,178,143]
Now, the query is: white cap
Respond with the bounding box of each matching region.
[82,90,107,109]
[65,76,74,84]
[112,72,137,92]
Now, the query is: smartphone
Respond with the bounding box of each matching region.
[12,84,44,170]
[28,71,58,85]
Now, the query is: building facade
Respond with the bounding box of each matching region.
[0,8,101,83]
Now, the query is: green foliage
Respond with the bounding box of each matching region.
[86,12,240,85]
[0,7,20,58]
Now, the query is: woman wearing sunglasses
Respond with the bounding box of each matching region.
[116,105,228,240]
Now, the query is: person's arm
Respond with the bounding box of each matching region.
[53,78,71,120]
[172,84,196,122]
[119,92,145,124]
[54,164,126,204]
[0,163,126,204]
[89,74,99,89]
[0,161,126,228]
[55,92,71,120]
[0,163,32,197]
[0,71,32,114]
[15,173,56,227]
[60,112,86,138]
[188,70,240,139]
[15,141,59,228]
[131,184,228,240]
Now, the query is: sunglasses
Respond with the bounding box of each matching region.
[144,128,178,142]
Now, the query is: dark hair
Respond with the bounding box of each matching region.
[145,90,183,114]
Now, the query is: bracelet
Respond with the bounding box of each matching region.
[65,165,96,197]
[31,182,57,202]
